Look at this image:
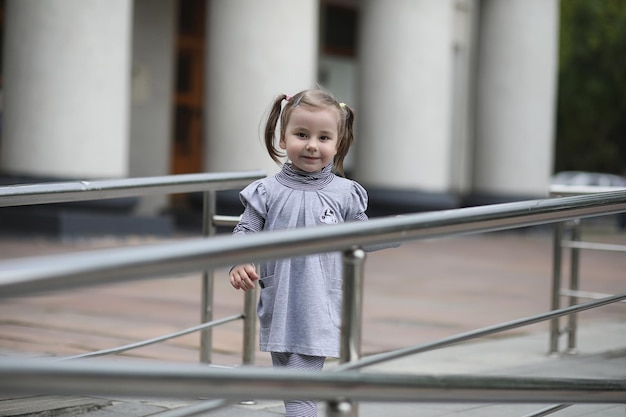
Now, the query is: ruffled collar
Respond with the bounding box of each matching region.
[275,163,335,190]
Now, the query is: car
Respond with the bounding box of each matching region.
[551,171,626,231]
[551,171,626,187]
[551,171,626,230]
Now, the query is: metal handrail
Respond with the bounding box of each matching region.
[334,291,626,372]
[61,314,243,361]
[520,404,572,417]
[0,170,266,366]
[560,288,626,303]
[1,190,625,297]
[0,171,265,207]
[560,240,626,251]
[1,357,625,404]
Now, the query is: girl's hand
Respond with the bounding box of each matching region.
[229,264,259,291]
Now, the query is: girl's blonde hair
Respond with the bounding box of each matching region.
[263,89,355,177]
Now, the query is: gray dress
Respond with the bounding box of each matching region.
[233,163,368,358]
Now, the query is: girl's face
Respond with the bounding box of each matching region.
[280,105,340,173]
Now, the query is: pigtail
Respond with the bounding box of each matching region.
[264,94,288,165]
[263,89,357,176]
[333,104,355,177]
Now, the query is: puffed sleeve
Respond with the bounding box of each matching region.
[350,180,401,251]
[350,180,369,222]
[232,181,267,236]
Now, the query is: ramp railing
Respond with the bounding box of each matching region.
[0,170,266,365]
[548,184,626,354]
[0,186,625,416]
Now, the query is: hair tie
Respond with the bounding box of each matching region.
[285,95,291,101]
[339,102,346,109]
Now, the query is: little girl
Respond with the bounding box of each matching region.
[229,88,370,417]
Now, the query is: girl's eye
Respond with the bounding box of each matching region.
[296,132,307,138]
[320,136,330,141]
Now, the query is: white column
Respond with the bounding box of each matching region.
[1,0,132,179]
[356,0,456,191]
[473,0,559,196]
[205,0,318,175]
[129,0,176,214]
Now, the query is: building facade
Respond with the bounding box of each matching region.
[1,0,559,218]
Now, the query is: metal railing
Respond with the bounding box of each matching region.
[0,170,266,365]
[548,184,626,354]
[0,185,625,416]
[0,171,263,206]
[1,356,625,403]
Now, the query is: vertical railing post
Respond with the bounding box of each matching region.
[242,270,258,366]
[567,219,581,353]
[549,221,564,354]
[200,190,216,363]
[327,247,366,417]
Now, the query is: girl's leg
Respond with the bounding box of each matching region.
[271,352,325,417]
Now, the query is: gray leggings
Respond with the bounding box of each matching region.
[271,352,326,417]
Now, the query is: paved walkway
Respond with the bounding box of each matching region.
[0,225,625,416]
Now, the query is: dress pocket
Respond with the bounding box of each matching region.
[257,274,276,328]
[328,288,343,329]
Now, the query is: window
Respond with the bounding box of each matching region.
[321,4,358,57]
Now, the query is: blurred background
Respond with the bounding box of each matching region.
[0,0,624,237]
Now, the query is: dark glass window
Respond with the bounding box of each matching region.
[176,51,193,93]
[321,4,357,56]
[174,107,192,153]
[178,0,204,37]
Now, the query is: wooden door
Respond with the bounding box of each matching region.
[171,0,205,175]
